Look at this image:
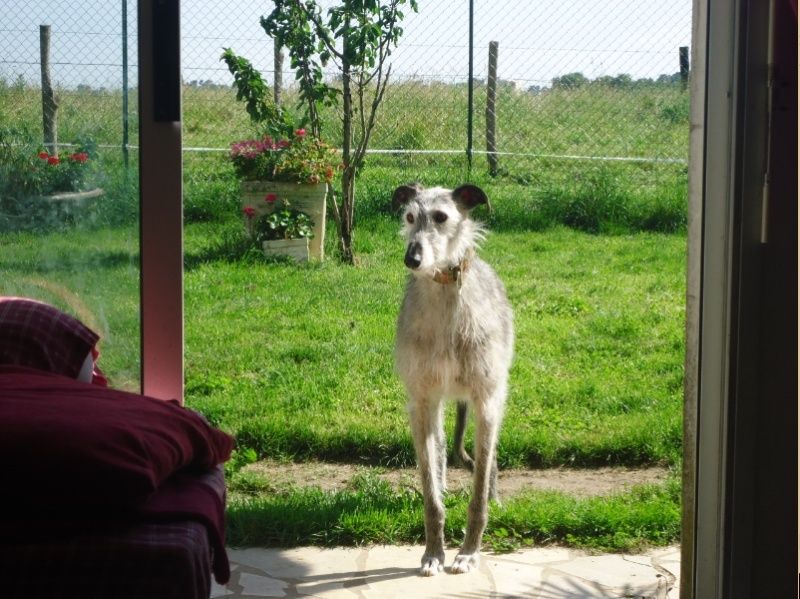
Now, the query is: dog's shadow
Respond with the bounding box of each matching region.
[300,566,419,594]
[216,559,418,598]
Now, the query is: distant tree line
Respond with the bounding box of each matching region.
[546,71,684,92]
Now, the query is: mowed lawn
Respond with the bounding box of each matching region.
[183,217,686,469]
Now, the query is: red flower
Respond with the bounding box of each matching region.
[47,156,60,165]
[242,206,256,218]
[295,128,306,137]
[38,151,49,160]
[264,193,278,203]
[70,152,89,163]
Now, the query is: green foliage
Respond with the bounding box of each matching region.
[552,72,589,89]
[220,48,299,139]
[0,127,95,197]
[224,447,259,478]
[253,202,315,241]
[229,129,339,183]
[658,94,690,124]
[261,4,339,135]
[183,154,241,222]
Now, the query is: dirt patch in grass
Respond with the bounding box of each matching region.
[243,460,672,498]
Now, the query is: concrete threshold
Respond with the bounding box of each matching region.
[213,544,681,598]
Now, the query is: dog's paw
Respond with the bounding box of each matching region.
[450,552,480,574]
[420,555,444,577]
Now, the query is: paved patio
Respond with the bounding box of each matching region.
[212,544,681,598]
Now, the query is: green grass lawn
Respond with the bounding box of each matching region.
[225,469,681,552]
[0,201,686,552]
[0,209,686,469]
[2,79,688,551]
[184,219,685,469]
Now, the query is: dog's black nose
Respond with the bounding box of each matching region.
[404,242,422,269]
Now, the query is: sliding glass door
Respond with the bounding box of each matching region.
[0,0,142,390]
[1,0,183,399]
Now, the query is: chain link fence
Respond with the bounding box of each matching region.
[2,0,692,217]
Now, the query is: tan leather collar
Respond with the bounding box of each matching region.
[432,252,472,286]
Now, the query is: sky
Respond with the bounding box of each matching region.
[0,0,692,90]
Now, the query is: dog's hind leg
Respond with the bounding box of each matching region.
[451,390,505,574]
[409,397,447,576]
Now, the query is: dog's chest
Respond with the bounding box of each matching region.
[397,283,479,358]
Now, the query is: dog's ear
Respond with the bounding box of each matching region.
[452,184,490,212]
[392,184,421,213]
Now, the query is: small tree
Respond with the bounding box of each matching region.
[262,0,417,264]
[551,72,588,90]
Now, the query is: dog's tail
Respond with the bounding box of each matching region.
[452,400,474,471]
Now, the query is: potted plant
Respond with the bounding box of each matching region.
[243,198,315,262]
[0,130,102,230]
[231,128,338,260]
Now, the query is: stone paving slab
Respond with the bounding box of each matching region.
[212,545,681,598]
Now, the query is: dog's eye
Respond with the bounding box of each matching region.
[432,211,448,224]
[406,212,414,224]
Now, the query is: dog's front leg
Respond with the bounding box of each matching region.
[409,397,446,576]
[452,395,503,574]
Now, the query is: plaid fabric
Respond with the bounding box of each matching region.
[1,467,228,597]
[0,521,212,599]
[0,297,105,383]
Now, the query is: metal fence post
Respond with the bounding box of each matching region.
[680,46,689,91]
[486,41,499,176]
[122,0,130,175]
[466,0,474,173]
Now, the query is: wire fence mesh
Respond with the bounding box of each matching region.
[1,0,692,216]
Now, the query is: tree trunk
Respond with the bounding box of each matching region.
[273,44,283,106]
[340,167,355,264]
[339,19,355,264]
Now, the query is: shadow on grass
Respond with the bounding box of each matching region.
[0,250,137,273]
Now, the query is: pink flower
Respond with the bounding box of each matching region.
[264,193,278,203]
[242,206,256,218]
[38,151,49,160]
[47,156,60,165]
[230,139,269,160]
[295,128,306,137]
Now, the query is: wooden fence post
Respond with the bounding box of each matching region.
[273,44,283,107]
[486,41,498,176]
[40,25,59,155]
[679,46,689,91]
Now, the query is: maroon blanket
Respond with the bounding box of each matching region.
[139,467,230,583]
[0,365,234,584]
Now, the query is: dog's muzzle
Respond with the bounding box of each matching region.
[404,242,422,269]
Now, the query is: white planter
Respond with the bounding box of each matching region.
[241,181,327,260]
[42,188,105,203]
[262,238,310,263]
[40,187,105,214]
